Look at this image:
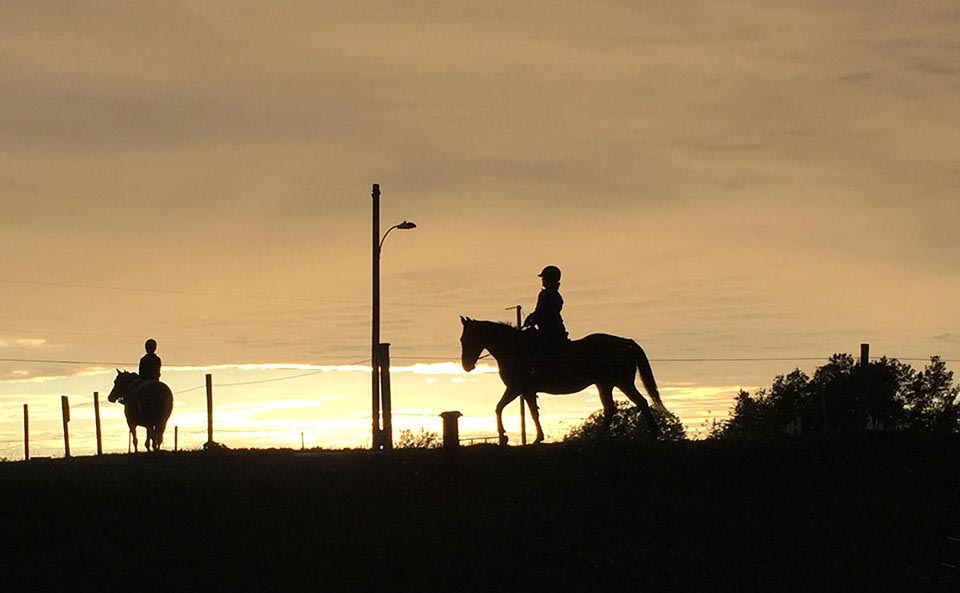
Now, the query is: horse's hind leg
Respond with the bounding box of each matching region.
[619,382,660,437]
[597,384,617,432]
[495,387,521,446]
[522,392,545,444]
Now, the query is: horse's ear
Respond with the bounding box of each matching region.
[116,369,120,375]
[460,315,466,325]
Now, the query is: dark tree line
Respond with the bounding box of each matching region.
[712,354,960,438]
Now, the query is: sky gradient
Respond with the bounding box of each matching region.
[1,1,958,455]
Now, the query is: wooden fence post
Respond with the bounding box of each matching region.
[174,426,179,451]
[861,343,871,429]
[23,404,29,461]
[61,395,71,458]
[94,391,103,455]
[205,373,214,446]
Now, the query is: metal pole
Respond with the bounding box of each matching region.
[206,373,214,445]
[94,391,103,455]
[379,343,393,450]
[515,305,527,446]
[372,183,381,450]
[61,395,70,458]
[23,404,29,461]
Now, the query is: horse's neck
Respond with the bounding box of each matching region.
[481,323,522,358]
[123,376,143,396]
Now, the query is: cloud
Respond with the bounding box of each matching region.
[932,334,960,344]
[0,0,958,398]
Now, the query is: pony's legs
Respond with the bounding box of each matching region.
[619,382,660,436]
[156,414,170,450]
[597,384,617,431]
[495,387,522,446]
[129,424,139,452]
[522,392,545,444]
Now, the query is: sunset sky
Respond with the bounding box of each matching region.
[1,1,958,457]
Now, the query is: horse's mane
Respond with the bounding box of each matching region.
[467,318,522,334]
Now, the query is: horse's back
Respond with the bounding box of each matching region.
[130,380,174,424]
[571,333,639,356]
[151,380,174,416]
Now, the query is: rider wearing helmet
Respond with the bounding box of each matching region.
[522,265,568,359]
[139,338,162,381]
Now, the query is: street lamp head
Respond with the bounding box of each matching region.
[397,221,417,230]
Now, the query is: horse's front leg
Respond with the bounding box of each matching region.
[522,393,545,444]
[495,388,521,446]
[129,425,139,453]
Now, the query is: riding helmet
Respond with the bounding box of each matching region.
[538,265,561,284]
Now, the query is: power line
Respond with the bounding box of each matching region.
[0,278,452,309]
[4,355,955,368]
[213,360,371,388]
[0,357,134,366]
[0,279,363,305]
[0,356,370,367]
[392,355,960,363]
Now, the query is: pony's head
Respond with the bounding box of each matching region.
[107,369,137,403]
[459,316,484,372]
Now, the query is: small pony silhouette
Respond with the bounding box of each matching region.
[107,370,174,452]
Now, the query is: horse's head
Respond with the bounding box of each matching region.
[107,369,137,403]
[459,316,484,372]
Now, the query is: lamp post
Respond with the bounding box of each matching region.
[372,183,416,450]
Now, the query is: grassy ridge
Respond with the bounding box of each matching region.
[1,433,958,592]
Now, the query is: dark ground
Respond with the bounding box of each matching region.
[1,433,959,593]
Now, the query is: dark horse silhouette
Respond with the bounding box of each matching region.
[459,316,666,445]
[107,370,174,452]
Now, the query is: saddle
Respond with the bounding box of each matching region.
[521,329,570,382]
[125,378,159,412]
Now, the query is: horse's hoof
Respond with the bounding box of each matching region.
[498,435,509,446]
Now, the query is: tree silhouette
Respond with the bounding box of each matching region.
[712,355,958,438]
[564,400,686,442]
[900,356,960,432]
[396,427,441,448]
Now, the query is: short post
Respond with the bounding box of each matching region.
[205,373,214,446]
[61,395,71,458]
[93,391,103,456]
[514,305,527,446]
[379,343,393,450]
[301,431,305,450]
[174,426,179,451]
[440,411,463,453]
[23,404,29,461]
[861,343,871,429]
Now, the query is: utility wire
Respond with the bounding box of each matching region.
[3,355,958,366]
[0,279,361,305]
[0,278,452,309]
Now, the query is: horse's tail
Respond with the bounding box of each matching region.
[632,341,667,413]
